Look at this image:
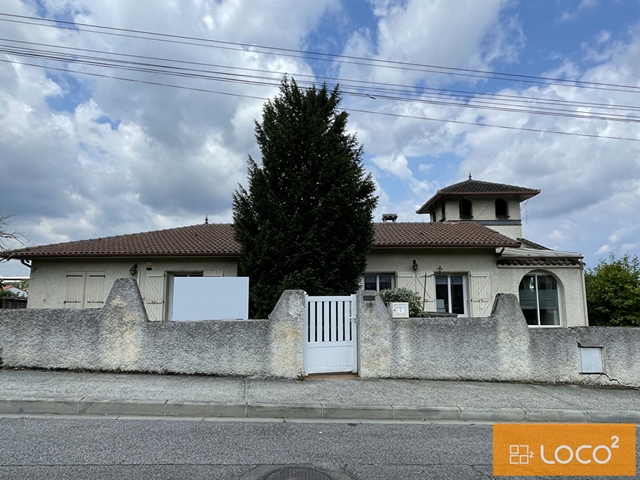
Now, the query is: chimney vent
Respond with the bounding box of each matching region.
[382,213,398,223]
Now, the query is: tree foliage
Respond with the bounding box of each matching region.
[585,253,640,326]
[233,78,378,318]
[378,288,426,317]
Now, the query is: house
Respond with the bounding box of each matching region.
[0,178,588,326]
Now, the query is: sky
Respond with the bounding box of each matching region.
[1,0,640,277]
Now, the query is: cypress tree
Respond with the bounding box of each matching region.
[233,78,378,318]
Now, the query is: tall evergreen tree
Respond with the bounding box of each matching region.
[233,78,378,318]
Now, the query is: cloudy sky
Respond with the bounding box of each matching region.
[1,0,640,277]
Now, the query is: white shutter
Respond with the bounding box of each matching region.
[421,273,436,312]
[85,272,105,308]
[143,273,166,321]
[397,271,435,312]
[64,273,85,309]
[396,271,417,290]
[469,272,492,317]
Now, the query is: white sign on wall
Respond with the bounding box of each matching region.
[170,277,249,321]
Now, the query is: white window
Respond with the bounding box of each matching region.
[363,273,395,291]
[518,273,561,327]
[435,274,467,316]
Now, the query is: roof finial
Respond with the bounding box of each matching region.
[468,172,472,181]
[204,215,209,224]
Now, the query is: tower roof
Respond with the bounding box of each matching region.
[416,178,540,214]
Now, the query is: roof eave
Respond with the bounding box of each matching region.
[1,252,241,259]
[373,243,520,249]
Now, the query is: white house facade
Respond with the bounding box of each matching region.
[1,178,589,326]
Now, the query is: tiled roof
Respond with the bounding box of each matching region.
[373,222,521,248]
[1,224,240,259]
[417,178,540,214]
[497,245,583,267]
[498,257,582,267]
[1,221,520,259]
[439,179,540,195]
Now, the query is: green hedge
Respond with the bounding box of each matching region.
[378,288,425,317]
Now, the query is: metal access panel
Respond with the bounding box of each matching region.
[579,347,603,374]
[304,295,357,374]
[170,277,249,321]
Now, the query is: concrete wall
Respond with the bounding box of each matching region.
[357,291,640,387]
[2,281,631,386]
[0,278,304,378]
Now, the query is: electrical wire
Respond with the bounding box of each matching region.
[0,11,639,140]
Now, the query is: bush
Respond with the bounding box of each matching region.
[585,253,640,326]
[378,288,425,317]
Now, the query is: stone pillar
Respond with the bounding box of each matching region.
[357,291,392,378]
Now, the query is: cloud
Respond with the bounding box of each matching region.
[0,0,340,249]
[341,0,523,85]
[561,0,600,22]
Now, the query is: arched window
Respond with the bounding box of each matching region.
[495,198,509,218]
[459,199,473,219]
[518,273,561,327]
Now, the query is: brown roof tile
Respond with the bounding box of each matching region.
[439,179,540,195]
[417,178,540,214]
[2,221,520,259]
[497,257,582,267]
[373,222,520,248]
[2,224,240,258]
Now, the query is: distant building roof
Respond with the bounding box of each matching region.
[1,221,520,260]
[417,178,540,214]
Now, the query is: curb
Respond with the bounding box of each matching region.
[0,398,638,423]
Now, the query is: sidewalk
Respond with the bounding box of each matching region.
[1,369,639,423]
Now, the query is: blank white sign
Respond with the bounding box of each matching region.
[171,277,249,321]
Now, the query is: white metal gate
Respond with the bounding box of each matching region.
[304,295,357,374]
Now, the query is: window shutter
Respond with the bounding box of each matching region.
[397,271,417,290]
[143,273,166,321]
[421,273,436,312]
[397,271,435,312]
[85,272,105,308]
[469,272,492,317]
[64,273,85,309]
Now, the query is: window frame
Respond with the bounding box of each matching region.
[495,198,509,218]
[518,272,562,328]
[362,273,395,292]
[459,199,473,219]
[435,274,468,316]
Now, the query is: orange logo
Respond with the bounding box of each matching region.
[493,424,636,476]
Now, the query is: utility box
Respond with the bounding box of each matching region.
[388,302,409,319]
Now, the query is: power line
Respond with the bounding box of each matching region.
[0,11,639,140]
[2,57,638,142]
[2,40,639,124]
[2,11,640,94]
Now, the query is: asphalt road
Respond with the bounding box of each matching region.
[0,416,637,479]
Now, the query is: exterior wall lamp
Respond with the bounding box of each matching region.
[129,263,138,276]
[412,259,418,271]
